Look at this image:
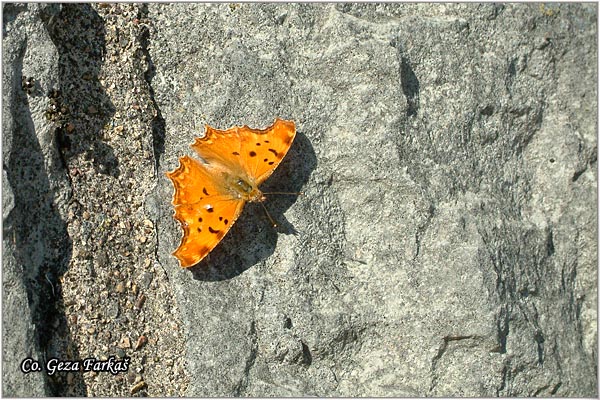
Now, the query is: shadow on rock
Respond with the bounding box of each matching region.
[4,36,82,397]
[44,3,118,177]
[3,3,117,395]
[139,3,166,173]
[191,130,316,281]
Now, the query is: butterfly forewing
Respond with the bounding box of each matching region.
[192,119,296,185]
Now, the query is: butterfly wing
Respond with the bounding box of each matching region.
[191,118,296,186]
[166,155,245,268]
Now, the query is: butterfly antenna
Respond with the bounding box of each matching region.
[259,201,278,228]
[260,191,303,227]
[262,191,304,196]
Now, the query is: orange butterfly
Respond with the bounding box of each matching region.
[166,118,296,268]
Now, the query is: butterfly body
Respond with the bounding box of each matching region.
[167,118,296,268]
[220,170,265,203]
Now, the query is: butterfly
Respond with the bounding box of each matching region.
[166,118,297,268]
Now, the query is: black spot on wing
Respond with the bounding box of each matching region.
[249,151,257,157]
[198,246,209,255]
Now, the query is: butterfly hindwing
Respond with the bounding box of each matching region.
[171,198,244,267]
[167,155,245,267]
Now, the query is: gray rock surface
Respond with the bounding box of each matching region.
[3,4,188,396]
[3,3,63,396]
[3,3,597,397]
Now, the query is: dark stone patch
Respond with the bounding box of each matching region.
[400,55,420,117]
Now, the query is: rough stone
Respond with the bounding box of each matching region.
[149,3,597,396]
[3,3,65,396]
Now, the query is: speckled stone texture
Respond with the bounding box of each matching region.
[3,4,188,396]
[3,3,597,397]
